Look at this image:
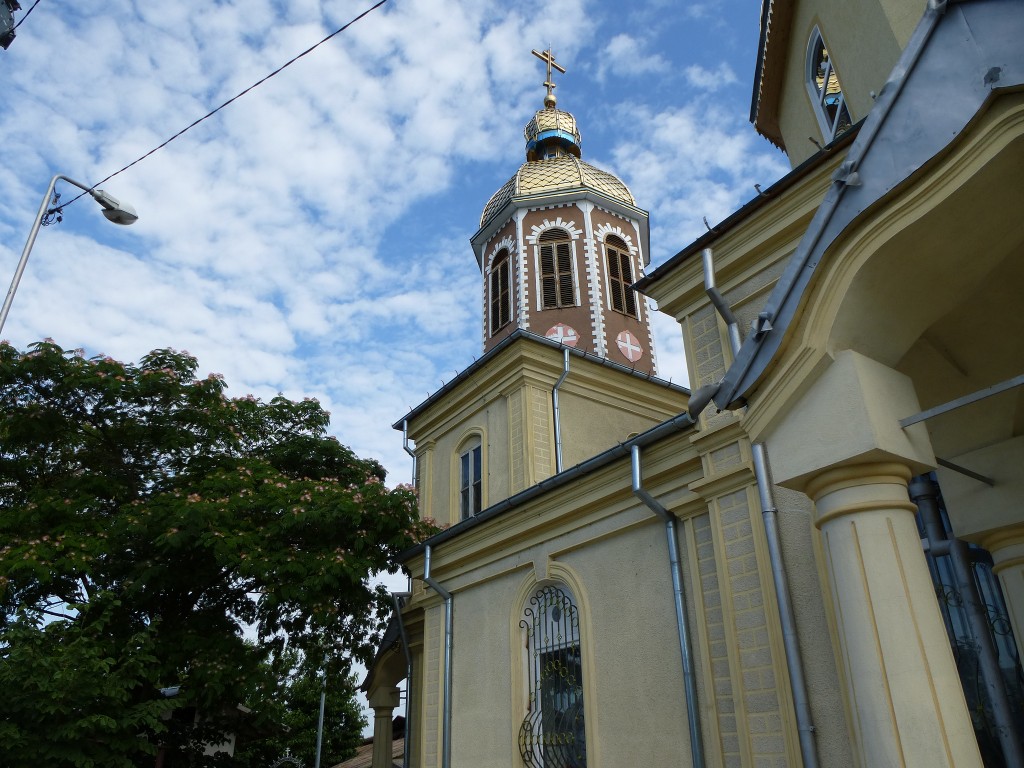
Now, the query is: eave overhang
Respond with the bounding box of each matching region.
[471,188,651,269]
[392,329,688,431]
[750,0,793,149]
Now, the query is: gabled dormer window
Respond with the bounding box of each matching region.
[538,229,575,309]
[605,236,637,317]
[807,27,852,141]
[490,249,511,335]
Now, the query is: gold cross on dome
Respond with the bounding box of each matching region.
[532,47,566,106]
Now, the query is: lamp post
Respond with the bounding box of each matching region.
[0,174,138,334]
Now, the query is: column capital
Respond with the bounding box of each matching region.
[805,462,918,528]
[368,684,401,710]
[761,350,934,492]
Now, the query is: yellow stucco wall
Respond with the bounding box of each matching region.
[774,0,915,164]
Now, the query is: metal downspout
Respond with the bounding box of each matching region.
[752,444,819,768]
[910,477,1024,767]
[422,545,453,768]
[392,593,413,768]
[703,249,818,768]
[701,248,742,359]
[402,420,417,486]
[552,348,570,472]
[630,445,705,768]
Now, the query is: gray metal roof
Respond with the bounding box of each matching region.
[703,0,1024,415]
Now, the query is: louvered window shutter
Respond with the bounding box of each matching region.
[620,252,636,315]
[606,237,637,317]
[490,252,511,334]
[538,229,574,309]
[556,243,574,306]
[540,244,558,308]
[608,249,623,312]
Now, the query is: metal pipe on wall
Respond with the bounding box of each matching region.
[402,420,417,486]
[422,545,453,768]
[552,348,570,472]
[702,249,818,767]
[631,445,706,768]
[752,444,819,768]
[701,248,742,358]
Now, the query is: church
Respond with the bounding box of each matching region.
[362,0,1024,766]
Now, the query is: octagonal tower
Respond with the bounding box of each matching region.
[470,51,658,374]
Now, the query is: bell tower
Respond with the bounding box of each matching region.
[471,49,659,374]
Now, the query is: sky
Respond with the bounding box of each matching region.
[1,0,788,735]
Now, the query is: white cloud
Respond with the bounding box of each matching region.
[684,62,739,91]
[598,33,669,80]
[1,0,791,735]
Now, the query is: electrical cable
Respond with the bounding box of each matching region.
[58,0,389,210]
[12,0,41,30]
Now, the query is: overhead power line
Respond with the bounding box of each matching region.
[13,0,42,30]
[59,0,389,210]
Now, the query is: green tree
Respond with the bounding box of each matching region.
[235,650,366,768]
[0,341,430,767]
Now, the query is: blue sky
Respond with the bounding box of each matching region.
[2,0,787,730]
[1,0,788,481]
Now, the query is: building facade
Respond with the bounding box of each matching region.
[364,2,1024,766]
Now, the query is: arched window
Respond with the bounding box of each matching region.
[458,436,482,520]
[604,235,637,316]
[538,229,575,309]
[519,584,587,768]
[490,249,512,335]
[806,26,852,141]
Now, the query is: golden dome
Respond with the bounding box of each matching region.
[524,107,582,160]
[481,155,636,227]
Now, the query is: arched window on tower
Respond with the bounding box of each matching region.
[538,229,575,309]
[604,235,637,317]
[806,26,852,141]
[490,248,512,336]
[519,584,587,768]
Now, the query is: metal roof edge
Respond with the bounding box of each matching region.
[634,124,860,293]
[391,329,689,431]
[712,0,1024,412]
[397,410,696,562]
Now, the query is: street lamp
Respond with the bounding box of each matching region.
[0,174,138,334]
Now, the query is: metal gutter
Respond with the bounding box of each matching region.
[702,248,742,357]
[392,329,688,431]
[631,445,705,768]
[402,419,417,486]
[400,411,696,561]
[422,545,453,768]
[552,348,570,472]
